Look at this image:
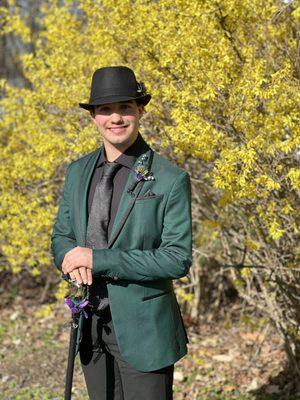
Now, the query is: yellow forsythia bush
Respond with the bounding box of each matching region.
[0,0,299,362]
[0,0,298,273]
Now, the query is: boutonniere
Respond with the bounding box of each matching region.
[135,166,155,182]
[65,280,90,319]
[135,154,155,182]
[127,154,155,196]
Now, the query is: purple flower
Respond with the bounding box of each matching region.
[136,172,145,182]
[134,167,155,182]
[65,296,89,318]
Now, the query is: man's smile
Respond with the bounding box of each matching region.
[108,125,129,132]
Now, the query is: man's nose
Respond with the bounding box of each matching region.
[110,112,123,123]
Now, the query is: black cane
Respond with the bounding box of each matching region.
[62,274,88,400]
[64,313,79,400]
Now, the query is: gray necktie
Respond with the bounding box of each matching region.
[86,161,120,312]
[86,161,120,249]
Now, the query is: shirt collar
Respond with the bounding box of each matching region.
[96,133,149,169]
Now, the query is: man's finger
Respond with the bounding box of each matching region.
[69,271,76,281]
[72,269,82,285]
[86,268,93,285]
[79,267,88,285]
[65,262,77,274]
[62,261,70,274]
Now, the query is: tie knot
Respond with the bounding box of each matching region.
[103,162,120,178]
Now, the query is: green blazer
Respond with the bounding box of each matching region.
[51,139,192,372]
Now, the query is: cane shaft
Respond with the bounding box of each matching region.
[64,320,78,400]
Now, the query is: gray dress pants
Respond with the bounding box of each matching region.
[79,308,174,400]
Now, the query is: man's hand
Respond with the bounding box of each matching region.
[69,267,93,285]
[62,247,93,284]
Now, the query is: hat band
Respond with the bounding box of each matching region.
[91,86,137,97]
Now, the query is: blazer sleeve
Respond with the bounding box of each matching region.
[51,165,77,270]
[92,171,192,281]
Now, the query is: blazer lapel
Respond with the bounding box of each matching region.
[76,147,102,246]
[108,147,153,248]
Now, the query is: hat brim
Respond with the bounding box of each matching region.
[79,94,151,110]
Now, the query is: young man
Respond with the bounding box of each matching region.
[51,66,192,400]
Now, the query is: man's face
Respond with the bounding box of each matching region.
[91,100,144,149]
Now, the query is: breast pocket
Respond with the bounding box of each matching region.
[135,194,164,201]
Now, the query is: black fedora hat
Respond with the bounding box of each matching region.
[79,66,151,110]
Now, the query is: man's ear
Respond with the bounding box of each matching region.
[138,104,145,117]
[90,111,98,128]
[89,108,96,124]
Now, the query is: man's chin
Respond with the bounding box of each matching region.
[104,131,138,147]
[109,136,130,145]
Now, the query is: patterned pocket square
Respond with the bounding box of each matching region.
[143,190,156,197]
[136,191,164,200]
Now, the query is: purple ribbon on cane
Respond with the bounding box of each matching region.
[65,297,89,318]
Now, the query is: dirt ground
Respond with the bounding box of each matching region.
[0,296,299,400]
